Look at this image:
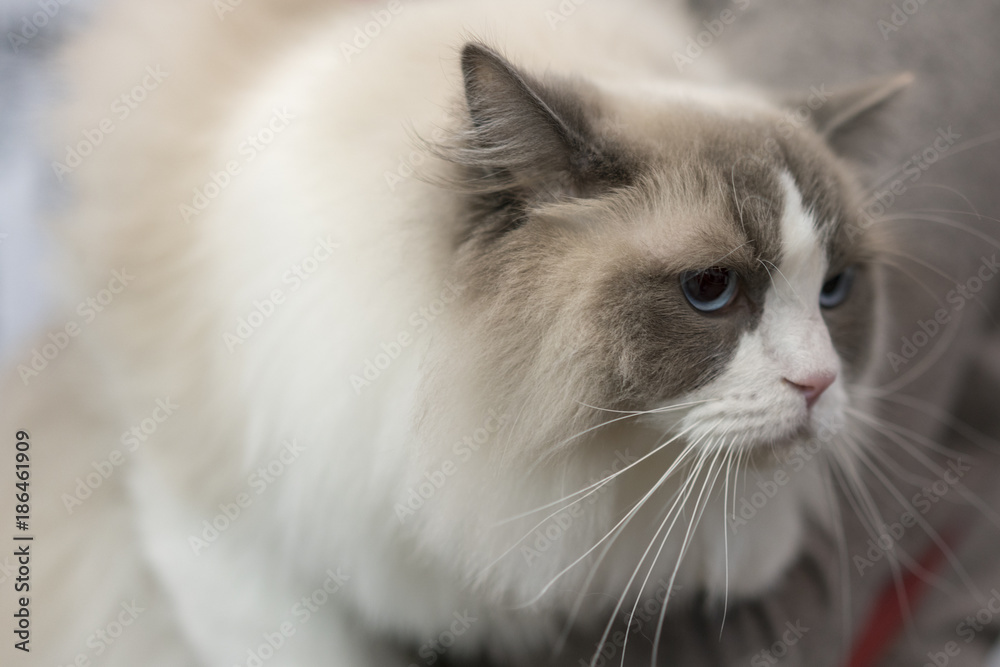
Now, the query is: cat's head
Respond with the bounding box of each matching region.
[410,42,907,599]
[422,43,906,455]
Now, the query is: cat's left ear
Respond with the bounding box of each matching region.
[454,42,631,195]
[790,72,913,152]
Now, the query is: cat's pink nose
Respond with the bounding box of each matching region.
[784,372,836,408]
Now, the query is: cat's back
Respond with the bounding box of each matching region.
[45,0,705,407]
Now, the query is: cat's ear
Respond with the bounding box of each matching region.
[456,42,628,194]
[791,73,913,155]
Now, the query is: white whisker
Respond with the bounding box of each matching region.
[516,437,703,609]
[588,438,716,667]
[650,440,731,666]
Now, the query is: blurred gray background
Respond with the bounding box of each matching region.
[0,0,83,365]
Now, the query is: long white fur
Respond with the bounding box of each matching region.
[11,2,861,666]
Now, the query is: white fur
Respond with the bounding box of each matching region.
[13,2,861,665]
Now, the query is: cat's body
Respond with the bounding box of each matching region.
[5,1,1000,666]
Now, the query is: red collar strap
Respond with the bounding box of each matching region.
[845,529,959,667]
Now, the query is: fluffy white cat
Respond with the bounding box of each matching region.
[3,1,920,665]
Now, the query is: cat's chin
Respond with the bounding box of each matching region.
[747,430,815,463]
[735,420,841,474]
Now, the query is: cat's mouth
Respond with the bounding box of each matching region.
[679,407,814,452]
[735,420,825,468]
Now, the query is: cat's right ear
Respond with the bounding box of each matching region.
[790,73,913,158]
[453,42,631,196]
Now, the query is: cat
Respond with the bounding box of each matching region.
[3,0,984,666]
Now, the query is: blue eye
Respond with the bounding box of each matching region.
[681,267,737,313]
[820,266,856,308]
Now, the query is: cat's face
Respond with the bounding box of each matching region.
[410,44,901,606]
[427,45,883,461]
